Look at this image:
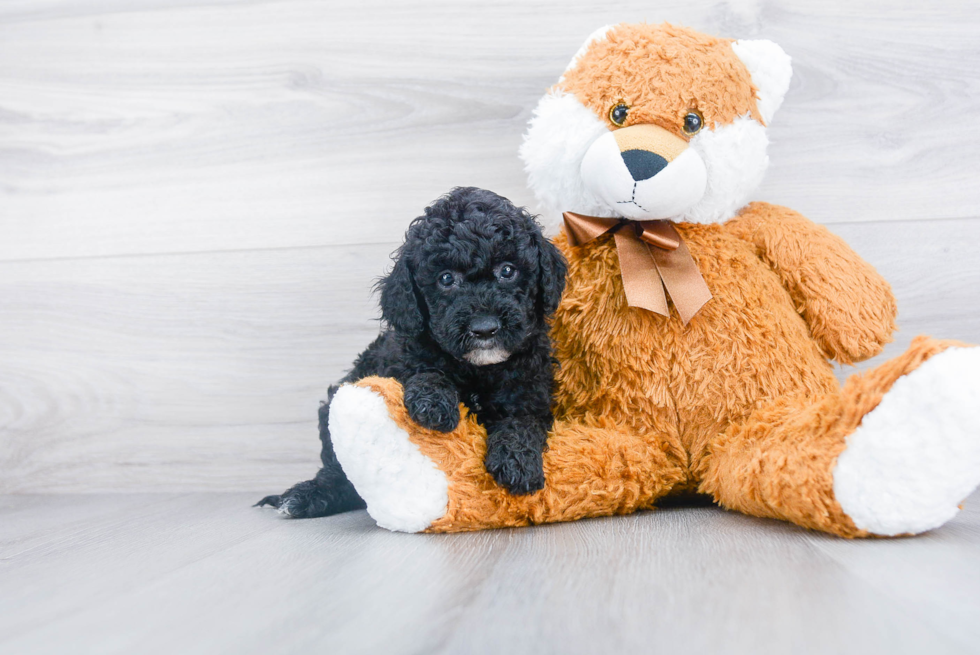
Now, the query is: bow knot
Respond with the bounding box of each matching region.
[562,212,712,324]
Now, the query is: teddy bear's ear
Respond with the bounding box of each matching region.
[731,39,793,125]
[561,24,614,78]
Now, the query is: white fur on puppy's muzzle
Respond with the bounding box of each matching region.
[463,347,510,366]
[579,131,707,221]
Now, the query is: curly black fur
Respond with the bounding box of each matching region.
[256,187,567,518]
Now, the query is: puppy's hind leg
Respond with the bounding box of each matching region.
[255,394,366,518]
[254,467,364,518]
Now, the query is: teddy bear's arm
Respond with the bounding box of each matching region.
[725,201,897,365]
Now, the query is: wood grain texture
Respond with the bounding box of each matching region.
[2,0,980,261]
[2,492,979,654]
[0,244,391,493]
[1,0,979,492]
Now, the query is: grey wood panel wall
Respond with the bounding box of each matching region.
[2,0,979,493]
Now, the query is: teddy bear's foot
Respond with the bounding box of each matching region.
[833,347,980,536]
[328,383,449,533]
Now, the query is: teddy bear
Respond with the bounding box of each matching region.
[325,22,980,537]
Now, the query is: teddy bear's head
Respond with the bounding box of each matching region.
[520,23,792,227]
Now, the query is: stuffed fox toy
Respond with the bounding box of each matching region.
[327,23,980,537]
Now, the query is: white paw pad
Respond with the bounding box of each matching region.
[329,385,449,533]
[834,347,980,535]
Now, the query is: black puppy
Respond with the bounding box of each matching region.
[256,187,567,518]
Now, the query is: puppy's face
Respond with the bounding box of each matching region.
[380,188,566,366]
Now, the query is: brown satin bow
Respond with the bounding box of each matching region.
[562,211,712,324]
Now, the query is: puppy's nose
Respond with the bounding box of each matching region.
[621,149,669,181]
[468,316,500,339]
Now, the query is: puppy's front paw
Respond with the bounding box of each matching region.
[485,440,545,495]
[404,373,460,433]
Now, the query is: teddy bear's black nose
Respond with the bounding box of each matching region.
[469,316,500,339]
[621,149,669,181]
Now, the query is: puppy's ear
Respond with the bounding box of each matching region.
[378,250,425,336]
[535,232,567,317]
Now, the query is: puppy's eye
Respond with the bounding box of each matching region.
[437,271,456,288]
[683,110,704,135]
[609,102,629,127]
[496,263,517,281]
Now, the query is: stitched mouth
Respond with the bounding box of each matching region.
[614,182,651,213]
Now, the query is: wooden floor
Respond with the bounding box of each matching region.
[2,492,979,655]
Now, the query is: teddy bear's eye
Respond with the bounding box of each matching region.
[683,110,704,135]
[609,102,629,126]
[438,271,457,288]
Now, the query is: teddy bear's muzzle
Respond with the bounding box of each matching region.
[580,123,707,221]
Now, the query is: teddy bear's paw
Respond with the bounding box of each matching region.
[328,384,449,533]
[833,346,980,536]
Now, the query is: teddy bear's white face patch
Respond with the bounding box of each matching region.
[520,90,614,231]
[685,115,771,223]
[579,127,708,221]
[520,89,771,227]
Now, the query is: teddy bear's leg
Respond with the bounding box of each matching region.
[701,336,980,537]
[329,376,688,533]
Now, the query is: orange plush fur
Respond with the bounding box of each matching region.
[343,24,975,536]
[561,23,764,131]
[357,205,962,536]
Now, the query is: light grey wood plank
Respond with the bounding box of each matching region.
[827,217,980,379]
[2,1,979,262]
[2,492,979,654]
[0,493,508,655]
[0,494,286,642]
[0,493,185,558]
[437,508,970,654]
[0,244,394,493]
[804,499,980,649]
[1,217,977,493]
